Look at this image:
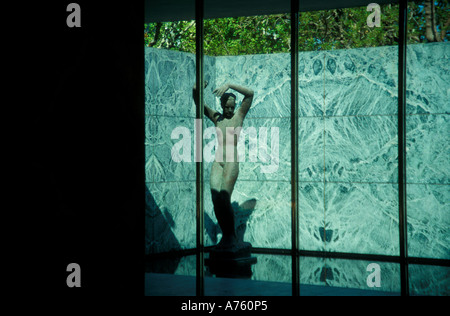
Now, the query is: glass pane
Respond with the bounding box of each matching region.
[204,254,292,295]
[409,264,450,296]
[298,3,400,259]
[299,256,400,295]
[406,0,450,260]
[202,13,292,295]
[144,16,197,295]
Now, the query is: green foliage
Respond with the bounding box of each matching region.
[204,15,291,55]
[298,5,400,51]
[144,2,449,56]
[144,21,196,53]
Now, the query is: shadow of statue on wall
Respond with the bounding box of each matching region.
[145,185,182,274]
[234,198,257,244]
[205,198,257,247]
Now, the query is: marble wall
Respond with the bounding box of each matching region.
[145,48,196,254]
[145,42,449,259]
[145,48,216,254]
[405,42,449,259]
[297,46,400,256]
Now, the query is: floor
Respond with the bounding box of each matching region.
[145,272,400,296]
[144,253,449,296]
[144,253,416,296]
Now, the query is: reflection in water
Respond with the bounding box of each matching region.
[145,253,449,295]
[205,255,256,279]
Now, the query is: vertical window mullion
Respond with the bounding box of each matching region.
[291,0,300,297]
[195,0,205,297]
[397,0,409,296]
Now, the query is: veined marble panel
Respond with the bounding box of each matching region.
[145,47,196,117]
[145,144,152,181]
[144,48,153,115]
[147,116,196,182]
[324,116,398,183]
[298,117,324,182]
[406,42,450,114]
[298,182,325,252]
[145,114,153,144]
[299,182,401,256]
[406,114,450,184]
[145,47,217,117]
[325,183,399,256]
[215,53,291,118]
[238,180,291,249]
[407,184,449,259]
[145,181,196,254]
[324,46,398,116]
[145,115,155,182]
[204,55,217,111]
[298,50,325,117]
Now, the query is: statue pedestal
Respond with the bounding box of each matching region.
[205,242,257,278]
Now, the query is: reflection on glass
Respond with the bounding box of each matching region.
[409,264,450,296]
[299,256,400,295]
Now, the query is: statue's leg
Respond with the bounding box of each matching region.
[210,162,239,247]
[209,162,253,260]
[221,161,239,196]
[210,162,227,237]
[210,161,223,194]
[218,162,239,246]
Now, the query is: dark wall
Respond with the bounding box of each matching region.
[25,2,143,296]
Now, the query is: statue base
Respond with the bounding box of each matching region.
[205,241,257,278]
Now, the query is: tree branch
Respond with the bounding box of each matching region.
[425,0,436,41]
[431,0,441,41]
[441,16,450,41]
[149,22,162,47]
